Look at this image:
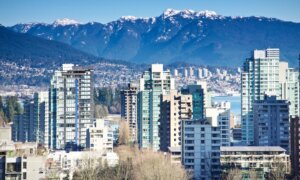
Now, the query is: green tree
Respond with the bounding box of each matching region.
[3,96,23,122]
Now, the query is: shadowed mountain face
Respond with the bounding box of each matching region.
[0,25,100,67]
[10,9,300,66]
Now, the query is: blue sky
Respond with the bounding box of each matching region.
[0,0,299,26]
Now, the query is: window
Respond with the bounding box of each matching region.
[23,172,27,179]
[23,162,27,169]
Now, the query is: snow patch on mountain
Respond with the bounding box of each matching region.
[53,18,79,26]
[161,9,218,19]
[120,16,138,21]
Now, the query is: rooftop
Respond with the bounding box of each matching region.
[221,146,286,152]
[168,146,181,152]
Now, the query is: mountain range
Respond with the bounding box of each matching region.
[5,9,300,66]
[0,25,100,67]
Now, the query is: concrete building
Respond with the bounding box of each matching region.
[184,68,188,78]
[181,84,205,119]
[137,64,175,150]
[160,90,192,151]
[0,142,47,180]
[181,119,221,180]
[206,102,231,146]
[203,68,208,78]
[47,150,118,179]
[0,125,11,143]
[173,69,178,77]
[280,64,299,117]
[290,116,300,177]
[221,146,290,178]
[253,95,289,151]
[189,67,194,77]
[86,119,113,152]
[50,64,94,150]
[197,68,202,79]
[168,146,181,164]
[241,48,281,145]
[121,83,138,142]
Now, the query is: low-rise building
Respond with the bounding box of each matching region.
[47,150,119,179]
[86,119,113,152]
[220,146,290,178]
[0,142,47,180]
[168,146,181,164]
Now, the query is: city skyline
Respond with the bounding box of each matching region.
[0,0,300,26]
[0,0,300,178]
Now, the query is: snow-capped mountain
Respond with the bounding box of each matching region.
[10,9,300,66]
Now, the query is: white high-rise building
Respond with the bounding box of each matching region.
[184,68,188,77]
[203,68,208,78]
[173,69,178,77]
[216,68,221,75]
[279,62,299,117]
[189,67,194,77]
[197,68,203,79]
[241,48,281,145]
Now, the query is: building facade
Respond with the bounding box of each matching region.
[280,65,299,117]
[34,92,49,147]
[12,100,34,143]
[253,95,289,151]
[50,64,94,150]
[290,116,300,177]
[181,119,221,180]
[137,64,175,150]
[221,146,290,177]
[160,90,192,151]
[121,83,138,142]
[241,48,281,145]
[86,119,113,152]
[205,102,231,146]
[181,84,205,119]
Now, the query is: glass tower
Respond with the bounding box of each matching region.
[138,64,175,150]
[50,64,94,150]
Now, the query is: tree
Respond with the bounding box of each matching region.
[222,168,242,180]
[74,146,189,180]
[116,145,189,180]
[249,169,258,180]
[94,104,108,118]
[267,159,287,180]
[118,120,130,145]
[3,96,23,122]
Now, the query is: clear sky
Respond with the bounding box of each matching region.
[0,0,299,26]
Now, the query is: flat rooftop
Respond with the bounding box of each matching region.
[221,146,285,152]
